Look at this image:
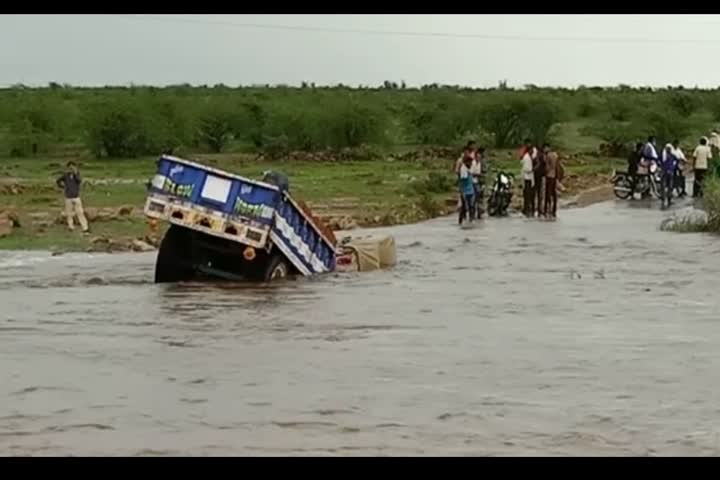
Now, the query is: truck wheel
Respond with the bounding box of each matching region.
[261,254,289,282]
[155,226,196,283]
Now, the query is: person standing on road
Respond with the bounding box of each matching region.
[660,144,679,209]
[56,161,89,233]
[458,155,476,225]
[543,144,559,218]
[520,142,535,217]
[671,139,687,198]
[470,147,484,218]
[692,137,712,198]
[533,144,546,217]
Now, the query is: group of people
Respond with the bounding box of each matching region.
[627,134,713,206]
[519,139,563,219]
[453,139,563,225]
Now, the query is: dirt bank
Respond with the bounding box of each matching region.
[0,156,615,254]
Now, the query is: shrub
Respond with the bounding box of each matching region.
[405,100,481,146]
[324,100,389,149]
[4,97,70,156]
[195,100,237,153]
[417,192,441,217]
[643,108,692,148]
[7,117,50,157]
[604,97,635,122]
[666,91,701,117]
[84,98,161,158]
[581,121,643,157]
[480,97,560,148]
[704,177,720,232]
[410,171,456,195]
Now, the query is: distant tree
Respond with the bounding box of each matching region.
[195,100,238,153]
[666,91,700,117]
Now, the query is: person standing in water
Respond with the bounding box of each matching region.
[660,144,679,209]
[458,155,476,225]
[543,144,559,218]
[520,141,535,217]
[533,143,546,217]
[56,161,89,234]
[470,147,484,218]
[671,139,687,198]
[692,137,712,198]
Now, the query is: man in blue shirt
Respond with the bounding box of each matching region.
[458,155,476,225]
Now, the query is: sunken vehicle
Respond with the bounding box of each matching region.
[144,155,396,283]
[144,155,338,282]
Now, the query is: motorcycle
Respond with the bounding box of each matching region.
[487,171,514,217]
[612,161,664,201]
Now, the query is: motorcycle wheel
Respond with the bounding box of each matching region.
[613,177,633,200]
[487,195,498,217]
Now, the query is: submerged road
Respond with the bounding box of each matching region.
[1,200,719,456]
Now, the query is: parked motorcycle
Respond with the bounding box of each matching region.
[487,171,514,217]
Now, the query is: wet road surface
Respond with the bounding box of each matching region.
[1,200,720,456]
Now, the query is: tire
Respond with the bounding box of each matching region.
[613,177,633,200]
[154,225,196,283]
[487,194,498,217]
[259,254,290,282]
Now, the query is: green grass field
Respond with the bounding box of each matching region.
[0,149,626,252]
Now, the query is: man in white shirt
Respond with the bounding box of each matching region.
[642,136,658,166]
[692,137,712,198]
[520,141,535,217]
[670,139,687,198]
[709,130,720,150]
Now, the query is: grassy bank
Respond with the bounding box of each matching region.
[0,151,623,252]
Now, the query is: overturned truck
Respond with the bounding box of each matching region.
[144,155,395,282]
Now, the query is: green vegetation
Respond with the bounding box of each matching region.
[1,82,717,251]
[704,177,720,232]
[1,83,718,161]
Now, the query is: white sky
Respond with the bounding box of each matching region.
[1,14,720,88]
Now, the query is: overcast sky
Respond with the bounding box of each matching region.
[2,14,720,88]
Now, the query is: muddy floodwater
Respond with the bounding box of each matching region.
[2,200,720,456]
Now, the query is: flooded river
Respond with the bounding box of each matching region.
[2,200,720,456]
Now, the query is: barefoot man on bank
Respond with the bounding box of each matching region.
[56,161,89,233]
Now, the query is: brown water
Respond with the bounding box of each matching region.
[2,200,720,456]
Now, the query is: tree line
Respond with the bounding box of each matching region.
[1,83,719,159]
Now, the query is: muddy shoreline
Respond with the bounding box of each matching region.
[1,183,616,256]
